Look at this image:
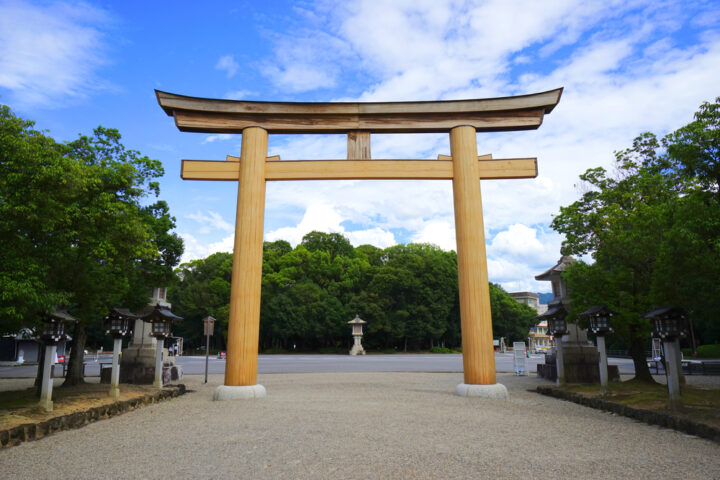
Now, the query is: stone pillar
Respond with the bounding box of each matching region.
[109,337,122,398]
[555,337,566,386]
[450,126,507,399]
[154,337,164,388]
[597,335,608,392]
[664,338,682,410]
[39,344,56,411]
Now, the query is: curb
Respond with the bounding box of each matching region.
[536,385,720,445]
[0,384,186,449]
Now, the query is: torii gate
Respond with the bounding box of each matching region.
[156,88,562,400]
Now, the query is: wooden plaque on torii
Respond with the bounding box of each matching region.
[156,87,562,395]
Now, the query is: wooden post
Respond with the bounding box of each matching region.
[225,127,268,386]
[451,125,496,386]
[347,131,371,159]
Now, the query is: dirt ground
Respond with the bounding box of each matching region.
[563,379,720,430]
[0,379,158,430]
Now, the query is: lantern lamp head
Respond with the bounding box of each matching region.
[538,303,568,336]
[105,308,136,338]
[579,305,614,336]
[142,305,183,339]
[644,307,688,340]
[41,309,78,344]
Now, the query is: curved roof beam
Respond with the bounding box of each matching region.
[156,88,563,134]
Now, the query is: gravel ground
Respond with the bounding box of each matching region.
[2,372,719,479]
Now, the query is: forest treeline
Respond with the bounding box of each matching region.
[169,232,538,353]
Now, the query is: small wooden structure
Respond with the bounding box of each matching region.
[156,88,562,396]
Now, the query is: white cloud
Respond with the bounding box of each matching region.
[0,0,112,106]
[224,89,252,100]
[178,232,234,264]
[186,211,234,234]
[411,218,456,251]
[235,1,720,291]
[265,203,396,249]
[202,134,233,144]
[346,228,396,248]
[215,54,239,78]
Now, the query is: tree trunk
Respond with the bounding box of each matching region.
[63,322,87,386]
[629,334,655,382]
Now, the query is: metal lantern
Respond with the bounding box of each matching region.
[41,309,78,344]
[580,305,614,335]
[142,305,183,339]
[105,308,136,338]
[644,307,688,340]
[538,303,568,336]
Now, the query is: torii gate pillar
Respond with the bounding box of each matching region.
[214,127,268,400]
[452,126,506,398]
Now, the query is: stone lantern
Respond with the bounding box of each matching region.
[644,307,688,410]
[143,305,183,387]
[538,303,568,385]
[348,314,367,356]
[579,305,614,391]
[39,309,78,411]
[104,308,136,398]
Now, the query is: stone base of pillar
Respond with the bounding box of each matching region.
[38,399,53,411]
[109,386,120,398]
[455,383,508,399]
[213,384,267,401]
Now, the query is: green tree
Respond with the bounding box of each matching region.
[552,97,720,380]
[169,252,233,351]
[489,284,538,343]
[0,105,183,386]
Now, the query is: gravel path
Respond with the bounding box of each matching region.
[2,372,719,479]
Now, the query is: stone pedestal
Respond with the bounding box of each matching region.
[558,322,600,383]
[349,335,365,355]
[120,318,159,384]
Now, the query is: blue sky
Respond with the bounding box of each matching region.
[1,0,719,292]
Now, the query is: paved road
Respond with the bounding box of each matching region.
[0,352,636,377]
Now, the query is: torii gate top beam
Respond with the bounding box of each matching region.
[155,88,563,134]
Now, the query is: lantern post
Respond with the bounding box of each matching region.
[105,308,135,398]
[539,304,568,386]
[644,307,688,410]
[579,305,614,392]
[39,309,78,411]
[143,305,183,388]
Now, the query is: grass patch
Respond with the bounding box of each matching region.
[557,378,720,430]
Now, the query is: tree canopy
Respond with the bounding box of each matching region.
[0,105,183,384]
[551,97,720,380]
[170,231,539,353]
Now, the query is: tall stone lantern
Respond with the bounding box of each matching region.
[579,305,614,392]
[644,307,688,410]
[535,256,599,384]
[105,308,136,398]
[143,305,183,387]
[39,309,78,411]
[348,314,367,356]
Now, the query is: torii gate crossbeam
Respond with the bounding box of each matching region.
[156,88,562,400]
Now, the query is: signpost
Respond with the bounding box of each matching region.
[203,316,216,384]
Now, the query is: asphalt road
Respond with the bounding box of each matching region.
[0,352,636,378]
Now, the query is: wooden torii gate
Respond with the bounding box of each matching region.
[156,88,562,400]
